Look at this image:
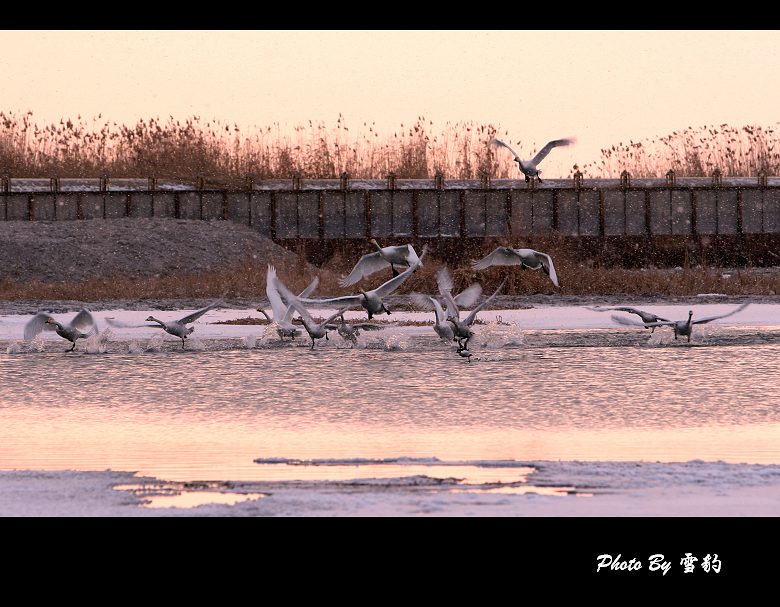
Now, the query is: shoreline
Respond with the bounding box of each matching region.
[3,459,780,516]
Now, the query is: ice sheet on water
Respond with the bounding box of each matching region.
[253,456,444,466]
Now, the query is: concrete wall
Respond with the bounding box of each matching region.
[3,185,780,241]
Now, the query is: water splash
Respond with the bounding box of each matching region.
[127,341,143,354]
[145,334,165,352]
[243,335,257,349]
[29,336,46,352]
[84,329,113,354]
[382,334,411,351]
[6,341,21,354]
[185,337,207,352]
[476,322,525,349]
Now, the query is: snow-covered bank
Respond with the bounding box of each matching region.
[3,459,780,516]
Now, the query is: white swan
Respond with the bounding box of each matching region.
[301,259,421,320]
[611,303,750,342]
[340,241,427,287]
[271,277,351,349]
[24,309,98,352]
[258,265,319,341]
[106,299,223,348]
[490,137,575,183]
[472,247,559,288]
[446,277,508,348]
[324,314,393,346]
[588,306,672,333]
[411,292,456,344]
[436,266,482,321]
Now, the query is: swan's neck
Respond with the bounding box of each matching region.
[148,317,166,328]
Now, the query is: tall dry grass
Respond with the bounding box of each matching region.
[0,111,533,182]
[3,110,778,182]
[588,124,780,178]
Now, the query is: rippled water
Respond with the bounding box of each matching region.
[2,332,779,481]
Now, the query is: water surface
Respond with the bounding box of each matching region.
[2,335,779,481]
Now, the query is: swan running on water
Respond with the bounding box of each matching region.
[301,259,421,320]
[106,299,223,349]
[446,277,508,349]
[272,276,351,349]
[24,309,98,352]
[490,137,575,183]
[611,303,750,342]
[258,265,319,341]
[325,314,393,347]
[588,306,671,333]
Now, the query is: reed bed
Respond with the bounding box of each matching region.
[587,124,780,178]
[0,112,528,182]
[3,112,779,181]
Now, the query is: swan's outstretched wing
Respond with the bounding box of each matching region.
[589,306,671,323]
[272,276,318,331]
[24,313,56,340]
[265,265,289,321]
[320,306,353,330]
[429,296,448,325]
[339,251,388,287]
[692,303,750,326]
[436,266,454,296]
[299,294,364,308]
[281,275,320,324]
[411,292,436,311]
[352,322,396,331]
[372,261,419,298]
[441,289,460,321]
[69,309,98,334]
[489,138,522,160]
[472,247,522,271]
[436,266,460,318]
[178,299,224,325]
[454,284,483,310]
[462,277,507,326]
[105,318,160,329]
[418,244,429,264]
[530,138,576,166]
[611,314,674,328]
[534,251,560,288]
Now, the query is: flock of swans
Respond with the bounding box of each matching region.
[18,238,752,356]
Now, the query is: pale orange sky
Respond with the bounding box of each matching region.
[1,30,778,176]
